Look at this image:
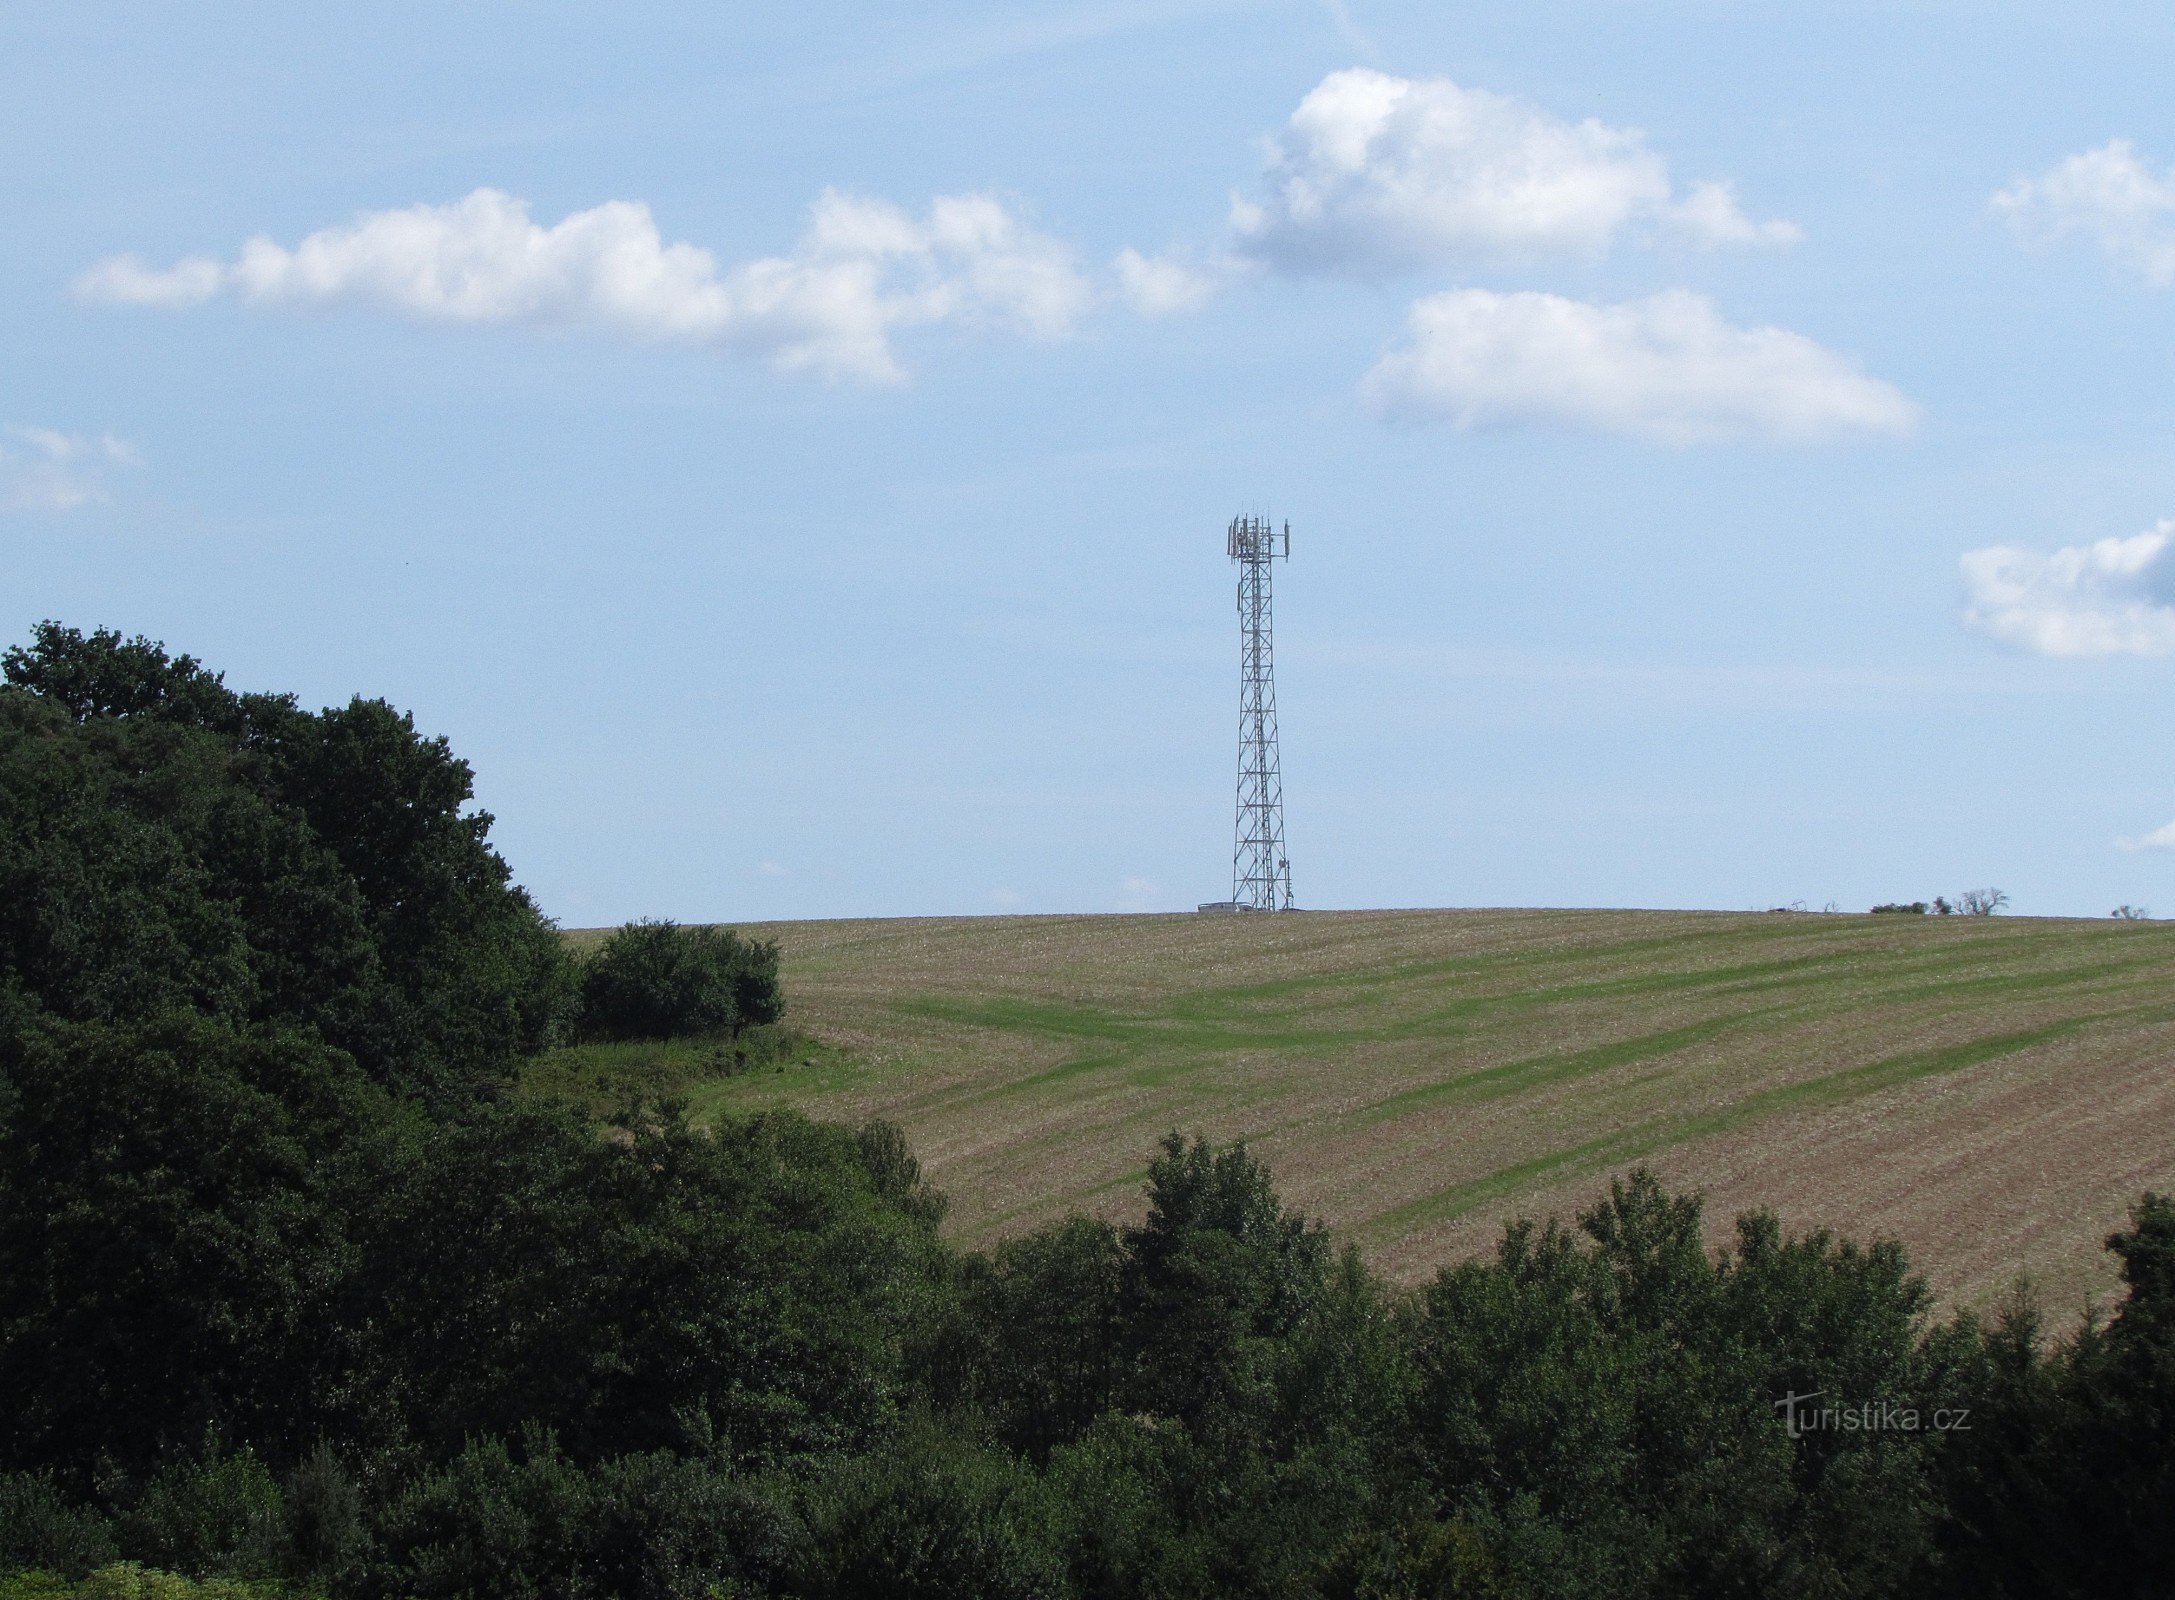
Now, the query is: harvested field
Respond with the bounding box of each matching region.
[578,909,2175,1315]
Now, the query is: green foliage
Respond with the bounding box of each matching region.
[0,624,247,733]
[0,1475,117,1578]
[363,1427,796,1600]
[953,1217,1124,1462]
[517,1024,834,1118]
[0,622,571,1104]
[854,1120,949,1231]
[339,1099,950,1468]
[1870,902,1927,915]
[116,1445,285,1587]
[575,921,780,1043]
[1411,1171,1964,1598]
[792,1419,1067,1600]
[1119,1134,1333,1427]
[1317,1515,1525,1600]
[8,622,2174,1598]
[1929,1194,2175,1598]
[0,1014,375,1479]
[276,1448,365,1593]
[0,1566,297,1599]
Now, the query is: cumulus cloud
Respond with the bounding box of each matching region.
[1361,288,1916,443]
[1960,522,2175,656]
[75,187,1095,384]
[2118,818,2175,852]
[1233,68,1798,275]
[1993,140,2175,285]
[1,426,139,512]
[1113,247,1221,316]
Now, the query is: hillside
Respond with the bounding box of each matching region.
[567,908,2175,1313]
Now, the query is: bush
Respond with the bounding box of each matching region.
[278,1444,367,1590]
[118,1442,283,1580]
[575,921,779,1042]
[0,1474,117,1579]
[791,1420,1068,1600]
[365,1429,797,1600]
[8,1566,294,1599]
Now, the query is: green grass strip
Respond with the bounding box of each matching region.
[1357,1018,2096,1242]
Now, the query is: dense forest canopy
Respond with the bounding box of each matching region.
[0,625,2169,1599]
[0,621,567,1103]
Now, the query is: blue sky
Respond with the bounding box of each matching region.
[10,1,2175,923]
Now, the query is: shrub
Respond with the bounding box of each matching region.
[1870,902,1928,915]
[0,1474,117,1579]
[365,1430,797,1600]
[39,1566,291,1599]
[278,1444,367,1590]
[0,1567,296,1599]
[118,1442,283,1580]
[791,1419,1068,1600]
[575,921,779,1042]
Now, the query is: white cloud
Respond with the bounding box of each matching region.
[1668,180,1800,247]
[72,254,226,308]
[76,187,1095,384]
[1,426,139,512]
[1113,247,1221,315]
[1993,140,2175,286]
[2118,818,2175,852]
[1234,68,1797,275]
[1960,522,2175,656]
[1362,288,1916,443]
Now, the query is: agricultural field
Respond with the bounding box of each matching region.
[551,908,2175,1314]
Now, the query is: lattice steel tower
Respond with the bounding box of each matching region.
[1229,514,1294,911]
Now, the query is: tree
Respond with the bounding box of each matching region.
[1410,1170,1961,1597]
[1,624,245,735]
[0,623,572,1103]
[0,1012,376,1480]
[953,1217,1124,1462]
[575,921,780,1042]
[791,1419,1068,1600]
[339,1105,952,1468]
[1117,1134,1331,1428]
[1933,1196,2175,1597]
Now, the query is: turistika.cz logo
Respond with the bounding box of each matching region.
[1772,1390,1972,1439]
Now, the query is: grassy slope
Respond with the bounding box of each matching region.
[556,909,2175,1313]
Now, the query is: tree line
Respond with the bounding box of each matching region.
[0,626,2168,1599]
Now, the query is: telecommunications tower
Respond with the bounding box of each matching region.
[1229,514,1294,911]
